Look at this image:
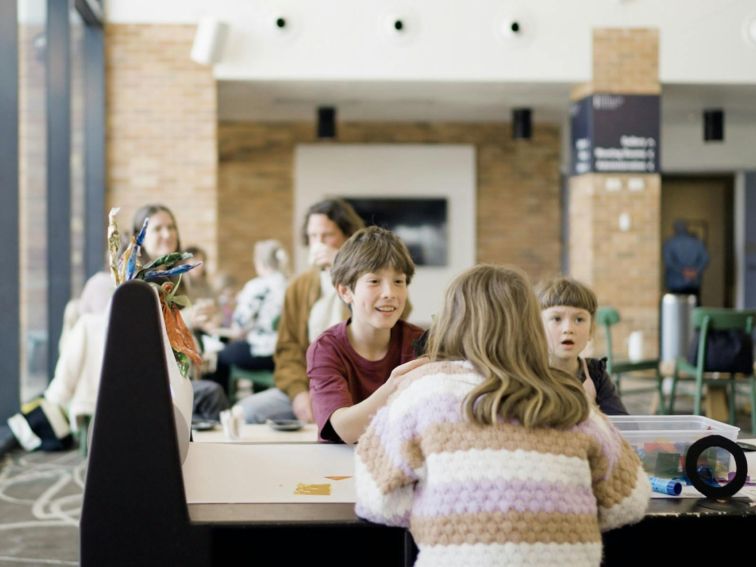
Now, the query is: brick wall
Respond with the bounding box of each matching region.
[217,122,563,287]
[105,25,217,271]
[570,174,661,357]
[593,28,660,95]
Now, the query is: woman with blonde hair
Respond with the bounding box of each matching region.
[355,264,650,567]
[206,239,289,394]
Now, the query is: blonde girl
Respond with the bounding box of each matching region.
[355,264,650,567]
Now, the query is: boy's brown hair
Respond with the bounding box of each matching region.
[535,276,598,317]
[331,226,415,290]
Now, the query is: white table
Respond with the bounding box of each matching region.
[183,442,354,504]
[192,422,318,444]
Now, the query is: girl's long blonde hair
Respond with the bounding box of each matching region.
[426,264,589,429]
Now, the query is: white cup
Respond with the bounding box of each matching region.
[307,242,327,267]
[628,331,645,362]
[220,409,240,440]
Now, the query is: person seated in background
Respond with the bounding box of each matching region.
[354,265,649,565]
[307,226,426,443]
[183,245,215,300]
[204,239,289,394]
[235,198,365,424]
[45,204,229,427]
[535,276,628,416]
[212,271,239,328]
[44,309,109,434]
[180,245,223,335]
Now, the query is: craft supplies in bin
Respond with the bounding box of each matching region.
[608,415,739,480]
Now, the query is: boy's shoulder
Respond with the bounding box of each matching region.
[305,321,351,368]
[311,320,349,346]
[396,319,424,335]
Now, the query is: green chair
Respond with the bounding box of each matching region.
[228,367,274,403]
[227,316,280,404]
[76,414,92,457]
[595,307,665,412]
[669,308,756,433]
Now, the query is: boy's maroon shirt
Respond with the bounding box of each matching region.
[307,319,424,442]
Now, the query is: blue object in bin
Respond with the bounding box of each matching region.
[650,476,682,496]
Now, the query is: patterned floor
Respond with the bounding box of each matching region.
[0,449,83,566]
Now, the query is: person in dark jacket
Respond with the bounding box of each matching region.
[663,219,709,306]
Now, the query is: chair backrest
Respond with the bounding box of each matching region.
[689,308,755,374]
[596,306,620,363]
[692,308,755,333]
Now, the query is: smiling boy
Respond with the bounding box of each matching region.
[307,226,426,443]
[536,276,628,415]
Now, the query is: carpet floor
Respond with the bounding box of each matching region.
[0,449,83,566]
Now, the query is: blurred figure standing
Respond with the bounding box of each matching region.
[663,219,709,306]
[205,239,289,394]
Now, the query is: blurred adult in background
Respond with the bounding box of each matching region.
[236,198,364,423]
[45,204,229,426]
[663,219,709,306]
[183,245,215,301]
[181,244,223,335]
[205,239,289,394]
[212,272,239,328]
[128,205,229,420]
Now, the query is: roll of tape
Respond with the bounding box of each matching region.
[684,435,747,499]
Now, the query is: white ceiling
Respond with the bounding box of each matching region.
[217,80,756,126]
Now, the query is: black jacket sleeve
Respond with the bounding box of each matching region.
[586,357,629,416]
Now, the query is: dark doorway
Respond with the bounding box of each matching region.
[661,175,734,307]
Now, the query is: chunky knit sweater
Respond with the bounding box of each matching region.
[355,360,650,567]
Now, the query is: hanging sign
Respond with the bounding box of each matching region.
[571,94,660,175]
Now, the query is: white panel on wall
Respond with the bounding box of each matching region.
[295,144,476,327]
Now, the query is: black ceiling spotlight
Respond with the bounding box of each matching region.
[317,106,337,140]
[703,109,724,142]
[512,108,532,140]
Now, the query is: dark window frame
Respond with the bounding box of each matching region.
[0,0,104,442]
[0,0,21,442]
[46,0,104,380]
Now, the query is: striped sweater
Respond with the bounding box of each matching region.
[355,360,650,567]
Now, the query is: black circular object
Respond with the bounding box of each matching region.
[394,20,404,32]
[511,22,520,33]
[684,435,747,499]
[276,17,287,29]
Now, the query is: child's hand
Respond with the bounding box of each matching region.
[308,242,340,269]
[292,391,313,423]
[386,357,430,391]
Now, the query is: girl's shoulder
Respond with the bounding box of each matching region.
[573,407,624,448]
[394,360,482,398]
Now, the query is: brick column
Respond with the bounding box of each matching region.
[568,29,661,358]
[105,25,218,271]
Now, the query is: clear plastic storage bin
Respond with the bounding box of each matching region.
[607,415,739,478]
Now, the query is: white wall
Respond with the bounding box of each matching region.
[294,144,476,327]
[106,0,756,84]
[662,120,756,173]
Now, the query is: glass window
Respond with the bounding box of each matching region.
[70,6,86,296]
[18,0,48,401]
